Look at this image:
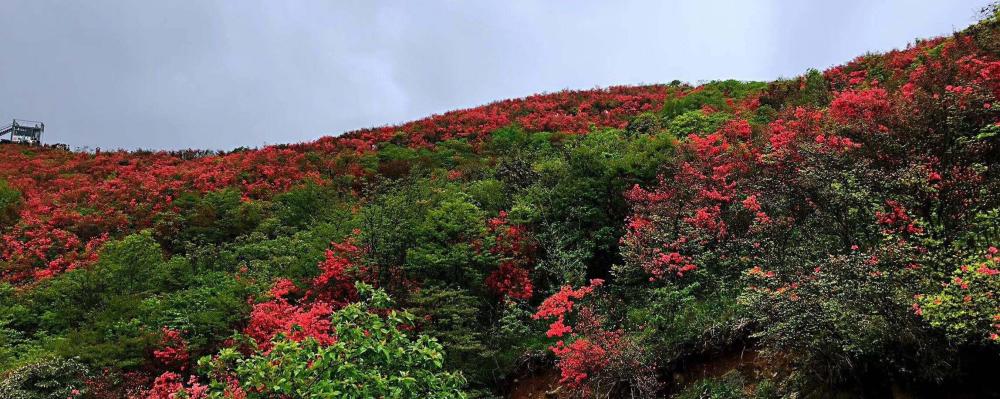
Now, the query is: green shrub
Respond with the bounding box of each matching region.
[630,283,746,365]
[674,372,779,399]
[164,188,267,248]
[627,112,663,136]
[917,249,1000,345]
[198,283,468,398]
[667,110,731,136]
[272,182,346,229]
[0,357,89,399]
[407,287,492,386]
[740,252,951,384]
[674,372,747,399]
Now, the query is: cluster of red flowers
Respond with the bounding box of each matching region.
[876,200,924,235]
[642,249,696,280]
[532,279,624,390]
[829,87,892,128]
[307,240,363,306]
[484,211,536,301]
[245,239,361,350]
[956,53,1000,99]
[533,279,604,338]
[622,97,770,281]
[144,372,211,399]
[243,298,336,351]
[548,328,623,390]
[152,328,190,371]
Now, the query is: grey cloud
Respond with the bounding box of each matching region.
[0,0,989,150]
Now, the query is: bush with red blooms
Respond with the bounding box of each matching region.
[621,113,762,283]
[307,239,363,306]
[533,279,658,397]
[484,211,536,301]
[243,239,362,351]
[829,87,892,128]
[143,372,209,399]
[243,299,336,352]
[533,280,605,340]
[153,328,191,371]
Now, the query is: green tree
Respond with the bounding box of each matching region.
[199,283,467,398]
[405,193,488,286]
[0,357,89,399]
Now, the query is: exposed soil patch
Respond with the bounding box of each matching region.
[508,368,562,399]
[670,347,764,389]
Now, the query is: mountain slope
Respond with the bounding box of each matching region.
[1,7,1000,399]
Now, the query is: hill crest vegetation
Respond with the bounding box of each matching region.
[2,5,1000,398]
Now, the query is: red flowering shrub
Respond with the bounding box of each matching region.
[484,211,535,301]
[307,239,362,306]
[829,87,892,127]
[243,299,336,351]
[876,199,924,235]
[152,328,190,371]
[243,239,362,350]
[142,372,208,399]
[532,279,657,396]
[485,262,533,301]
[533,279,604,338]
[533,281,612,392]
[549,334,617,389]
[621,111,763,282]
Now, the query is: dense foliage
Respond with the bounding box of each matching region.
[2,7,1000,398]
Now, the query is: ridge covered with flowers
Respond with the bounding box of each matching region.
[2,6,1000,399]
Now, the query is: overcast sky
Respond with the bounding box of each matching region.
[0,1,991,150]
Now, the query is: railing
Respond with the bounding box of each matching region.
[1,128,63,148]
[0,124,14,143]
[1,119,43,144]
[12,119,43,126]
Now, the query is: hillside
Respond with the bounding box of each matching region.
[1,7,1000,399]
